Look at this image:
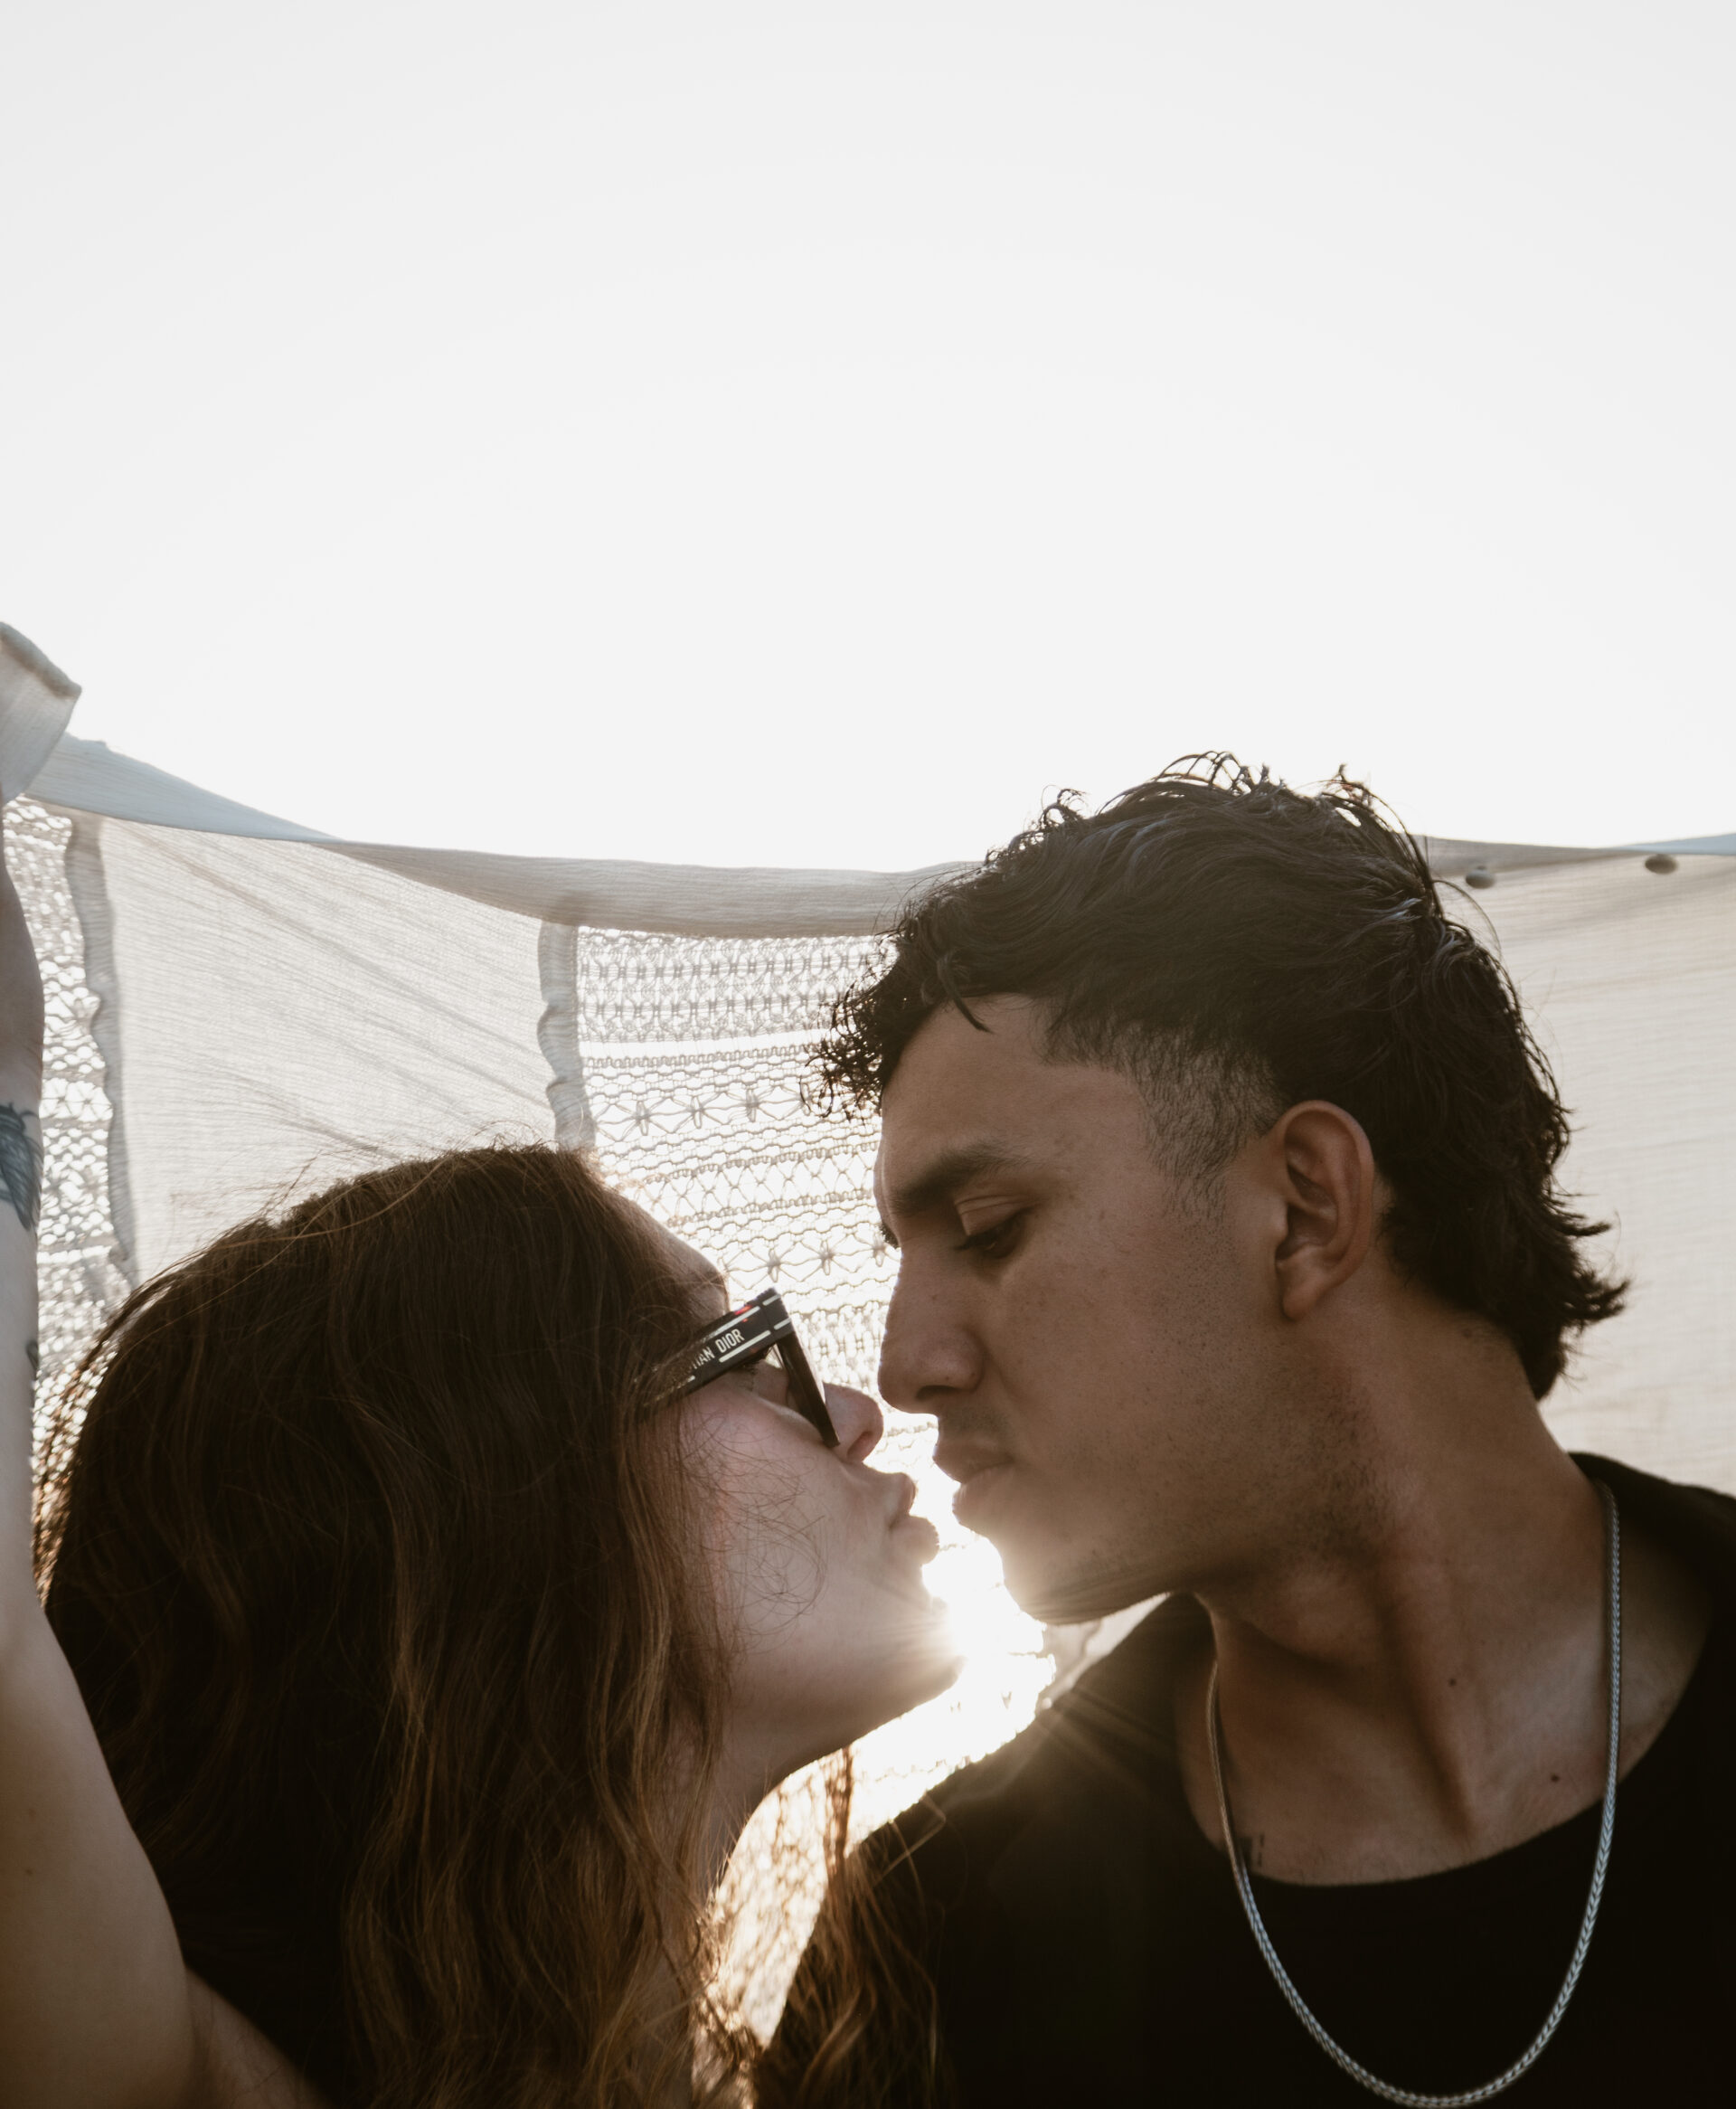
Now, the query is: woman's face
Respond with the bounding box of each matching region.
[666,1236,960,1789]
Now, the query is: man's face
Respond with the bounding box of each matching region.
[875,997,1291,1622]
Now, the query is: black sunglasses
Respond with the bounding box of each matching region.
[683,1288,840,1449]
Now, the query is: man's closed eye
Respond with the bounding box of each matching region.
[955,1212,1026,1260]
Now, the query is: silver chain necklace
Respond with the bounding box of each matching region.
[1205,1479,1621,2107]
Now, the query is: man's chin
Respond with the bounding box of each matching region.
[954,1471,1173,1622]
[983,1560,1147,1619]
[991,1527,1164,1619]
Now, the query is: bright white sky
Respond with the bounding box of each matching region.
[6,1,1734,867]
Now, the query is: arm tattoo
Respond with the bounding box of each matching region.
[0,1103,42,1234]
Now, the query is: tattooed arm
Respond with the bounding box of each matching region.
[0,1103,39,1392]
[0,817,326,2107]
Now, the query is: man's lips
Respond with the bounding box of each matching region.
[933,1440,1018,1529]
[932,1437,1014,1487]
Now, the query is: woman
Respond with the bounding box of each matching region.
[0,811,957,2107]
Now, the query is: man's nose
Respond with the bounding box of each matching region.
[878,1274,983,1414]
[825,1382,883,1463]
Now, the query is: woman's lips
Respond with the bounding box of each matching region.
[893,1512,941,1564]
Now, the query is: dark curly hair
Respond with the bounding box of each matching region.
[816,757,1624,1399]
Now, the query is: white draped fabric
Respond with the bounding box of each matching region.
[4,624,1735,1929]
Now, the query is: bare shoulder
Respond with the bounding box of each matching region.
[184,1979,332,2109]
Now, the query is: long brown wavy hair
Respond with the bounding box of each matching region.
[752,1800,955,2109]
[35,1143,759,2109]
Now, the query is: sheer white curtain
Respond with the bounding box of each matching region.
[5,622,1735,1922]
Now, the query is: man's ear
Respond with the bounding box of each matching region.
[1269,1102,1378,1320]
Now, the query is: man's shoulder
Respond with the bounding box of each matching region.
[1574,1452,1736,1596]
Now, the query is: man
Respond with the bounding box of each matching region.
[765,761,1731,2105]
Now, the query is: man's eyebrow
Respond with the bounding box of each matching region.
[885,1144,1035,1225]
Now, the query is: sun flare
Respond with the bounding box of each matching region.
[846,1453,1052,1840]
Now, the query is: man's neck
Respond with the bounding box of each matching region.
[1172,1356,1710,1886]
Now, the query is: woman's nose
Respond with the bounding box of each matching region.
[825,1383,883,1463]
